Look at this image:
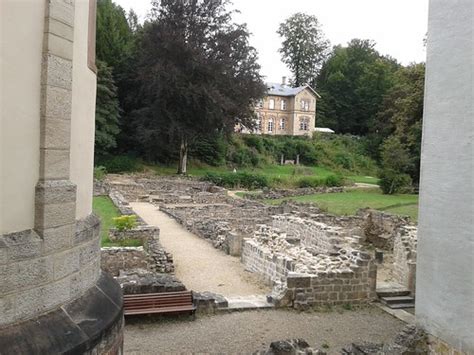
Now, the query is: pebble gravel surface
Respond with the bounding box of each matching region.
[125,307,405,354]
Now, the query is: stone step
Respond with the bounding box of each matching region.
[376,289,411,298]
[384,302,415,309]
[381,296,415,305]
[219,296,274,312]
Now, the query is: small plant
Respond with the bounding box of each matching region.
[93,166,107,181]
[342,303,353,311]
[112,215,137,231]
[322,342,330,349]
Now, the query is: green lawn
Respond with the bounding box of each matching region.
[92,196,142,247]
[265,188,418,221]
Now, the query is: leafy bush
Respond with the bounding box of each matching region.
[295,174,343,188]
[101,155,141,173]
[379,169,412,194]
[202,172,268,189]
[112,215,137,231]
[94,166,107,180]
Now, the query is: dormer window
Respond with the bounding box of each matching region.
[269,99,275,110]
[281,99,287,110]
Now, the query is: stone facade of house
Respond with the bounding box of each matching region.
[238,78,319,136]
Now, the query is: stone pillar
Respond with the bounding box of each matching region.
[415,0,473,353]
[35,0,77,251]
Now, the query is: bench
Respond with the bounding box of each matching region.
[123,291,196,317]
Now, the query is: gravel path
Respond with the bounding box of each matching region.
[124,307,405,354]
[130,202,270,297]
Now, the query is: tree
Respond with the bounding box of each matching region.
[277,13,330,87]
[372,63,425,183]
[96,0,134,75]
[317,39,399,135]
[379,136,413,194]
[95,60,120,160]
[132,0,266,174]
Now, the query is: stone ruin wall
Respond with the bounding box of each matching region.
[101,247,149,276]
[393,226,417,294]
[242,221,377,309]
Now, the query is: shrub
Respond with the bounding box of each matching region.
[379,169,412,194]
[296,174,343,188]
[101,155,141,173]
[324,174,344,187]
[94,166,107,180]
[112,215,138,231]
[202,172,268,189]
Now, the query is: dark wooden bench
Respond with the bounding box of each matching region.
[123,291,196,317]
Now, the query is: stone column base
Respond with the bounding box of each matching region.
[0,272,124,354]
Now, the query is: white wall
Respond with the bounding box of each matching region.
[415,0,473,352]
[70,0,97,220]
[0,1,44,234]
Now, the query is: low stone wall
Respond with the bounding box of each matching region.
[101,247,149,276]
[393,226,417,293]
[245,186,344,200]
[116,269,185,294]
[242,225,376,309]
[101,226,174,275]
[272,214,347,254]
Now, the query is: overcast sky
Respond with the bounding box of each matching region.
[114,0,429,83]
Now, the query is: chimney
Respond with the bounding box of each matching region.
[281,76,287,86]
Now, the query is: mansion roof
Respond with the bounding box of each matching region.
[266,82,321,98]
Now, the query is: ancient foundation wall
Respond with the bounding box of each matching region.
[393,226,417,293]
[101,247,149,276]
[242,225,376,309]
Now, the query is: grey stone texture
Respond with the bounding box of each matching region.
[0,214,101,326]
[415,0,474,352]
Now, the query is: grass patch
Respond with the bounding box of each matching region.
[266,188,418,221]
[92,196,142,247]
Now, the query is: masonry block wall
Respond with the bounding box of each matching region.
[0,1,123,353]
[393,226,417,294]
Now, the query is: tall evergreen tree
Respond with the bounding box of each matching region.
[95,60,120,160]
[132,0,266,174]
[277,13,330,87]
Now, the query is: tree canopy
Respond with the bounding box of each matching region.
[277,13,330,87]
[317,39,399,135]
[130,0,266,173]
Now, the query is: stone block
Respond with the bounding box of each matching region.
[35,200,75,229]
[41,85,72,121]
[75,214,100,245]
[0,294,16,326]
[1,230,42,262]
[79,238,100,267]
[43,33,73,60]
[7,257,54,292]
[54,247,80,280]
[35,180,76,205]
[39,148,70,180]
[40,223,75,254]
[42,54,72,90]
[46,0,75,26]
[45,17,74,41]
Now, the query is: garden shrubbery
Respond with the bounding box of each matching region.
[99,155,142,173]
[202,172,269,189]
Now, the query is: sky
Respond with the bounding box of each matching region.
[114,0,429,83]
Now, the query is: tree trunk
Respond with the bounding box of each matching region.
[177,137,188,175]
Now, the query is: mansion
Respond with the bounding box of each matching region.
[238,77,320,136]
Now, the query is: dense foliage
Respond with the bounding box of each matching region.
[95,60,120,160]
[277,13,330,87]
[129,0,265,174]
[317,39,399,136]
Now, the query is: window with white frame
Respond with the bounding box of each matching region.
[299,117,309,131]
[257,99,263,108]
[268,118,274,132]
[300,99,309,111]
[255,113,262,132]
[269,98,275,110]
[279,118,286,130]
[280,99,287,110]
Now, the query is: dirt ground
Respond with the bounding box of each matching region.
[130,202,270,297]
[124,307,405,354]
